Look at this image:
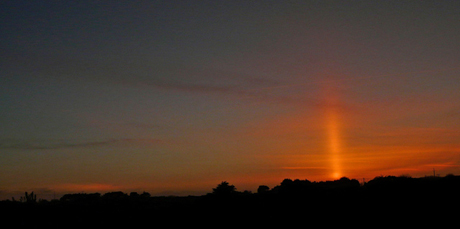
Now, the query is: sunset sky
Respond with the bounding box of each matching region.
[2,1,460,199]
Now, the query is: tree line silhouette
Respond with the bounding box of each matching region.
[2,175,460,226]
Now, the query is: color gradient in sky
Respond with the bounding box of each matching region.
[1,1,460,199]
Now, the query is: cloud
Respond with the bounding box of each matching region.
[0,138,163,150]
[135,77,326,108]
[3,49,347,108]
[3,49,320,106]
[280,166,327,170]
[142,79,241,94]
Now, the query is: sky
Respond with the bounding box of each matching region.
[1,0,460,199]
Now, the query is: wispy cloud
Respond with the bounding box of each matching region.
[0,138,163,150]
[7,50,321,106]
[134,77,326,108]
[280,166,327,170]
[142,79,241,94]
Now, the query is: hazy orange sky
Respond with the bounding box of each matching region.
[1,1,460,199]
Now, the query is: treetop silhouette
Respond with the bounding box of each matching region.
[212,181,236,196]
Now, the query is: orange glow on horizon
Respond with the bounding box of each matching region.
[52,183,122,192]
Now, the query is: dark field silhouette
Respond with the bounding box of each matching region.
[2,175,460,227]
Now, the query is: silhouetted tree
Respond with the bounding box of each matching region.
[212,181,236,196]
[19,192,36,203]
[281,178,293,186]
[103,191,128,200]
[334,177,360,188]
[242,190,252,195]
[130,192,140,198]
[274,178,313,195]
[140,191,151,198]
[60,193,101,202]
[257,185,270,194]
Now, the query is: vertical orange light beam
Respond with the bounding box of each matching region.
[324,82,342,179]
[328,110,341,179]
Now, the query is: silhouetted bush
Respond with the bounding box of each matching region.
[60,193,101,202]
[257,185,270,194]
[103,191,128,199]
[212,181,236,196]
[129,192,139,198]
[140,191,151,198]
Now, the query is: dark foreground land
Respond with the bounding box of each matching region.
[2,175,460,227]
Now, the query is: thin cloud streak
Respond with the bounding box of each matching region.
[142,79,241,94]
[280,167,328,170]
[0,138,163,150]
[131,77,322,107]
[6,50,349,109]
